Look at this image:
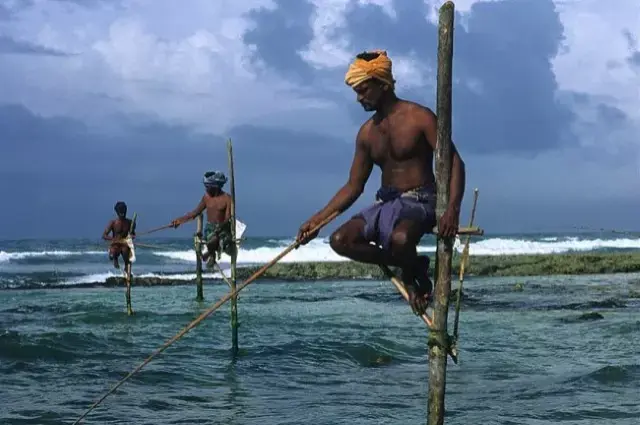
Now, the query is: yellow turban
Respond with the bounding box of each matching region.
[344,50,395,89]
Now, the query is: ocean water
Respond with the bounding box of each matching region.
[1,232,640,289]
[1,232,640,424]
[1,274,639,424]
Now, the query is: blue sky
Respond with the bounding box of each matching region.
[0,0,638,239]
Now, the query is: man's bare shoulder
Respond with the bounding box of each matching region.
[356,117,375,143]
[398,100,436,119]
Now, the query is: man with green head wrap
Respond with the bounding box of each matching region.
[171,171,234,268]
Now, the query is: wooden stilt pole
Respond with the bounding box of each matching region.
[125,212,137,316]
[125,263,133,316]
[227,138,239,355]
[429,2,455,425]
[195,214,204,301]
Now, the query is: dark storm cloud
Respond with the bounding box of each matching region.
[244,0,315,83]
[622,29,640,67]
[0,104,360,238]
[0,35,70,56]
[245,0,579,156]
[343,0,576,155]
[629,52,640,67]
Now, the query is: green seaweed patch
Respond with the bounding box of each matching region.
[97,251,640,288]
[238,251,640,280]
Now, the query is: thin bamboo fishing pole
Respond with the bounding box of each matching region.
[214,261,236,289]
[71,211,339,425]
[451,188,479,355]
[135,223,175,236]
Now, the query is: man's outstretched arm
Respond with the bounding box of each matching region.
[172,197,206,226]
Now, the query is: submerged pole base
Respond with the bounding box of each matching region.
[125,265,134,316]
[380,264,457,363]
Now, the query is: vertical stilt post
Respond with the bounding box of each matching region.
[429,2,455,425]
[125,212,137,316]
[195,214,204,301]
[227,139,239,355]
[125,263,133,316]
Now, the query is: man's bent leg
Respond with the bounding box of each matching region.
[109,245,121,269]
[390,219,432,315]
[205,238,219,269]
[329,218,401,266]
[121,246,131,270]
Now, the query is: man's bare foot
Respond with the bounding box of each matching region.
[413,256,433,299]
[401,256,433,315]
[404,283,429,315]
[113,258,120,269]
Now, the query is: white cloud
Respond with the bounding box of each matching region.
[298,0,429,94]
[0,0,340,134]
[551,0,640,159]
[425,0,500,28]
[0,0,639,165]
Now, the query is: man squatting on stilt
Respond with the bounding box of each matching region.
[297,50,466,316]
[102,201,136,269]
[171,171,234,269]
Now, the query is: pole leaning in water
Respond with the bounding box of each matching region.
[195,214,204,301]
[227,138,239,355]
[429,2,455,425]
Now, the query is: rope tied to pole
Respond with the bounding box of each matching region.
[427,328,452,355]
[71,211,339,425]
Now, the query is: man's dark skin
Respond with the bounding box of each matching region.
[171,186,232,263]
[297,70,465,315]
[102,213,135,269]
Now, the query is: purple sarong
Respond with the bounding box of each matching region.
[353,186,436,250]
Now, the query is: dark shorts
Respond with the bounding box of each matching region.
[204,221,234,257]
[352,186,437,250]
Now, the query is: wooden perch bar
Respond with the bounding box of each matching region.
[432,225,483,236]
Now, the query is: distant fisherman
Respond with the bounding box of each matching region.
[297,50,466,315]
[102,201,136,269]
[171,171,234,269]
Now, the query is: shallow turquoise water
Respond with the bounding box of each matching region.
[1,274,639,424]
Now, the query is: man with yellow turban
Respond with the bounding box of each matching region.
[297,50,466,316]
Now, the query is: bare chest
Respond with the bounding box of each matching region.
[205,196,227,213]
[367,121,426,165]
[113,220,131,235]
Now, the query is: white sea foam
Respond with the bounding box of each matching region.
[60,269,231,285]
[0,250,103,263]
[150,236,640,264]
[2,236,640,267]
